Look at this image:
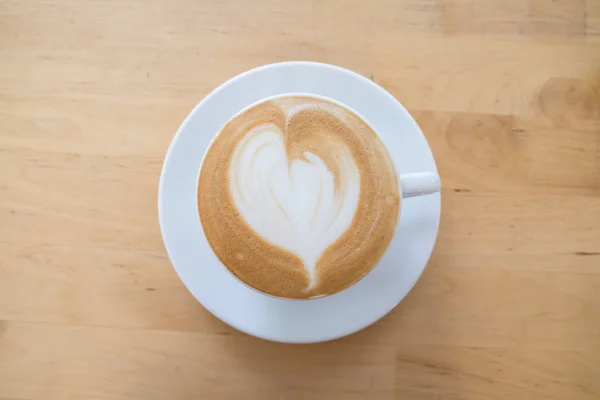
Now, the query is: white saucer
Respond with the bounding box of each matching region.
[158,62,440,343]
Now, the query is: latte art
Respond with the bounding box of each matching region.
[198,96,400,299]
[229,119,361,290]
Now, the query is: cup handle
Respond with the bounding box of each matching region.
[400,172,441,198]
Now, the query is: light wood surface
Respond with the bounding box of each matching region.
[1,0,599,399]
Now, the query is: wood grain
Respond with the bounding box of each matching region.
[1,0,599,399]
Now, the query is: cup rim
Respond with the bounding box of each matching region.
[195,92,403,301]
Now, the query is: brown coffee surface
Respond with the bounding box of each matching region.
[198,96,400,299]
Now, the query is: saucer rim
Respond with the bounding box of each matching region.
[158,61,440,343]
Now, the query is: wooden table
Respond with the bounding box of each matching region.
[1,0,599,399]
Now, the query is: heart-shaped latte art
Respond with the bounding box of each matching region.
[229,123,360,290]
[198,96,400,299]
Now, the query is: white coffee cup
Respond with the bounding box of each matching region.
[196,92,440,300]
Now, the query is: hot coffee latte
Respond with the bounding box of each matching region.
[197,95,400,299]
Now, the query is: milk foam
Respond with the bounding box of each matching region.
[229,110,360,290]
[198,95,400,299]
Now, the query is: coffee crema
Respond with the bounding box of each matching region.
[198,96,400,299]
